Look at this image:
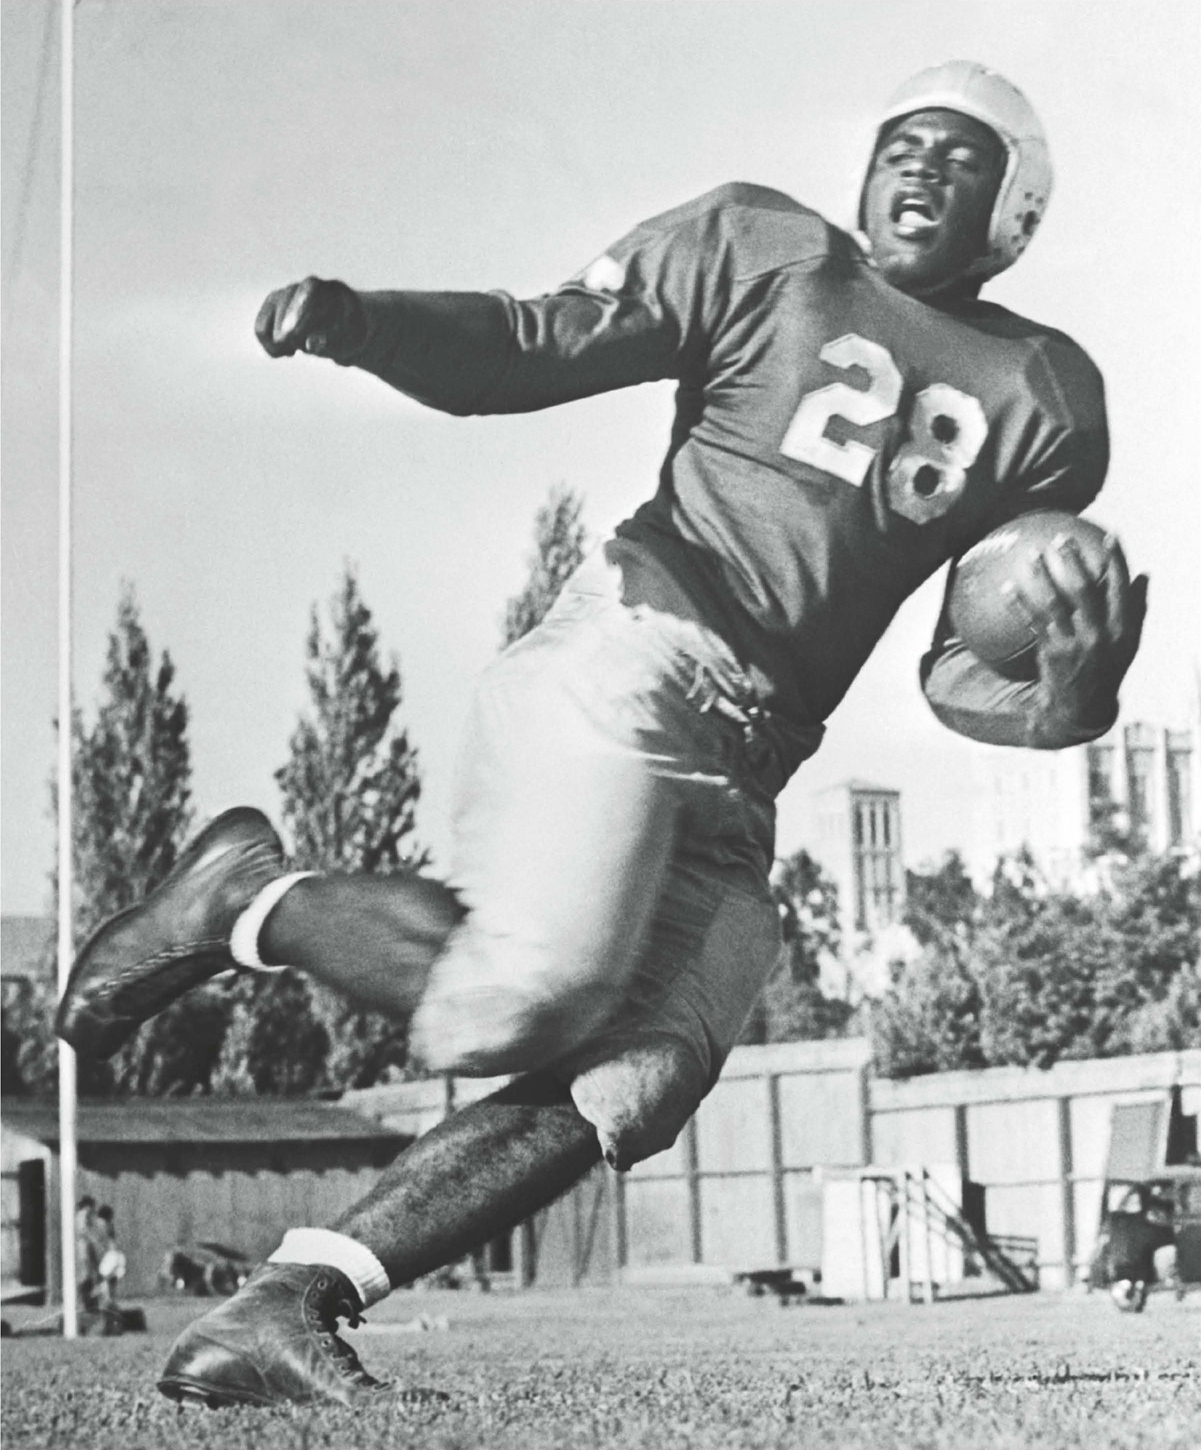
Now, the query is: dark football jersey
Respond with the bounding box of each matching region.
[348,182,1108,736]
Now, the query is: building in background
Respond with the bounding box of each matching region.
[814,781,906,946]
[813,781,911,998]
[1,1099,408,1303]
[960,716,1199,888]
[801,711,1198,998]
[1089,722,1196,857]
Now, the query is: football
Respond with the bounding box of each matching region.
[948,510,1120,679]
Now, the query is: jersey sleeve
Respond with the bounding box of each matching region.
[340,188,751,416]
[920,331,1116,749]
[988,329,1110,524]
[919,606,1119,749]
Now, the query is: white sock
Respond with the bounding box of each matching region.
[268,1227,391,1308]
[229,872,316,972]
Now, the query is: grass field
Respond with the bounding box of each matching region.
[2,1285,1198,1449]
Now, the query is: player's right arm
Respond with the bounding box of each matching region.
[254,234,696,414]
[254,276,532,413]
[256,271,684,412]
[253,185,813,415]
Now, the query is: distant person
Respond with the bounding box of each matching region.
[1,1009,25,1096]
[74,1196,99,1313]
[58,61,1146,1407]
[95,1205,127,1314]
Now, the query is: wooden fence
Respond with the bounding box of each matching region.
[347,1043,1201,1291]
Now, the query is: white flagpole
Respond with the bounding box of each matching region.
[57,0,78,1341]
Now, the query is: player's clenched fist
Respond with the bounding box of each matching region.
[254,277,366,360]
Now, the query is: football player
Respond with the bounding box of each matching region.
[58,61,1145,1407]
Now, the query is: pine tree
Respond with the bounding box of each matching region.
[224,566,427,1094]
[70,587,193,933]
[278,566,426,876]
[25,587,205,1097]
[501,485,589,647]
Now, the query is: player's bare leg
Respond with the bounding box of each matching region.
[330,1072,600,1279]
[157,1073,601,1408]
[257,872,465,1017]
[55,808,465,1058]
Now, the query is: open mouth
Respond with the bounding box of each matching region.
[891,190,941,239]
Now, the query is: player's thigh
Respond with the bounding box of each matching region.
[411,647,680,1076]
[565,861,782,1170]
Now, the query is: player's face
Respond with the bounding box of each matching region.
[862,109,1006,296]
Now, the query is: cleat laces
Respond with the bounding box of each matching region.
[308,1275,383,1390]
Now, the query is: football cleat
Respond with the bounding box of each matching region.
[157,1263,383,1408]
[55,806,285,1060]
[157,1262,448,1409]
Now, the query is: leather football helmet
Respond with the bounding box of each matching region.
[860,60,1052,280]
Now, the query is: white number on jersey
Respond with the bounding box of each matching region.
[779,335,901,488]
[886,382,988,523]
[780,333,988,523]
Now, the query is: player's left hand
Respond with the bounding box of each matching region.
[1003,533,1148,729]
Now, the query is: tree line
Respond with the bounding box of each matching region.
[6,482,1197,1094]
[873,846,1198,1075]
[736,838,1197,1068]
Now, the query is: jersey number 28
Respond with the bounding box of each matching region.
[779,333,987,524]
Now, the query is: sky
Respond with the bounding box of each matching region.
[3,0,1199,916]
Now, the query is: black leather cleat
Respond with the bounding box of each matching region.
[157,1263,420,1409]
[56,806,285,1059]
